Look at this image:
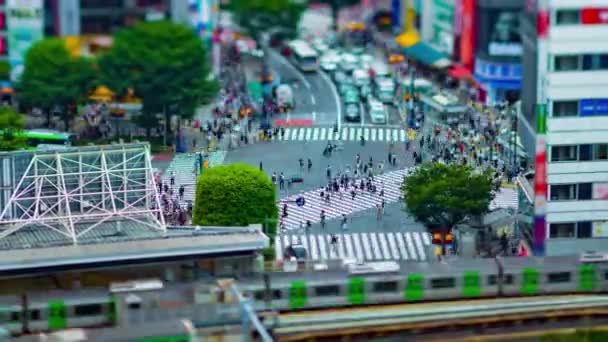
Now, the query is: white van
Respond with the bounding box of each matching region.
[375,78,395,104]
[276,84,294,111]
[340,53,359,73]
[370,62,391,79]
[353,69,370,87]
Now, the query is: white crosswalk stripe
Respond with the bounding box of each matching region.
[272,127,409,142]
[279,168,413,229]
[275,231,432,262]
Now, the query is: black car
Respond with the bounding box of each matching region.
[344,103,361,122]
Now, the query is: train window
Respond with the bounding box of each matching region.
[254,291,265,301]
[548,272,571,283]
[29,309,40,320]
[488,275,497,285]
[10,312,20,322]
[314,285,340,296]
[74,304,103,316]
[373,281,398,293]
[128,303,141,310]
[272,290,282,300]
[504,274,514,284]
[604,271,608,280]
[431,278,455,289]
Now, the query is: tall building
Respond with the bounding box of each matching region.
[521,0,608,255]
[472,0,524,104]
[44,0,189,37]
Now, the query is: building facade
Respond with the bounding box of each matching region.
[522,0,608,255]
[473,0,524,105]
[420,0,456,57]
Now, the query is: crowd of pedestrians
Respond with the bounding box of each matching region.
[156,173,192,226]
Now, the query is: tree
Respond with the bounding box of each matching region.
[17,38,97,130]
[401,163,497,254]
[225,0,306,40]
[99,21,218,141]
[193,163,278,228]
[0,61,10,80]
[0,106,26,151]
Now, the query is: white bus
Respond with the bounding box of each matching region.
[289,40,319,72]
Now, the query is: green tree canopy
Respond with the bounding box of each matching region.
[99,21,218,136]
[226,0,306,39]
[0,61,10,80]
[402,163,497,232]
[17,38,97,129]
[193,163,278,228]
[0,106,26,151]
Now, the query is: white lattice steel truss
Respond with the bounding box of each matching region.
[0,145,166,244]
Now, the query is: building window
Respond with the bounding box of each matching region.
[553,101,579,117]
[550,184,576,201]
[554,55,579,71]
[594,144,608,160]
[549,223,576,238]
[551,145,577,162]
[580,144,592,161]
[578,221,592,238]
[578,183,592,200]
[555,9,580,25]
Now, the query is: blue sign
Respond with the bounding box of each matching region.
[392,0,401,32]
[580,99,608,116]
[295,197,306,207]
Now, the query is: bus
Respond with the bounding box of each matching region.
[288,40,319,72]
[13,129,77,149]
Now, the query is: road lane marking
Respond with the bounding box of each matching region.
[312,128,319,140]
[371,128,377,141]
[311,96,316,105]
[298,128,305,141]
[342,127,348,140]
[291,128,298,140]
[378,128,384,141]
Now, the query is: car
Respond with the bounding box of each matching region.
[353,69,370,87]
[333,71,347,84]
[360,84,372,98]
[343,89,360,104]
[340,53,358,73]
[339,83,357,96]
[312,38,329,54]
[388,53,405,64]
[344,103,361,122]
[359,54,374,67]
[320,61,337,72]
[320,54,340,72]
[374,78,395,104]
[368,101,387,124]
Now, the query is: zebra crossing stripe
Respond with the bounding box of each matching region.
[387,233,399,259]
[370,128,376,141]
[310,235,319,259]
[364,128,370,141]
[414,232,426,261]
[405,233,417,260]
[400,129,406,142]
[356,128,363,140]
[396,233,409,260]
[298,128,305,141]
[341,128,348,140]
[312,128,319,140]
[318,234,328,260]
[306,128,312,141]
[291,128,298,140]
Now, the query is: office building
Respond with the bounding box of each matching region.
[521,1,608,255]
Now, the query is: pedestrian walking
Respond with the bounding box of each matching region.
[320,210,326,229]
[279,172,285,190]
[341,214,348,230]
[259,161,263,171]
[326,165,332,180]
[271,172,277,184]
[307,158,312,172]
[170,171,175,186]
[179,185,185,200]
[299,158,304,169]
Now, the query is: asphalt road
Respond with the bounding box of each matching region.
[266,50,340,127]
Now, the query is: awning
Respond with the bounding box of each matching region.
[402,42,451,69]
[448,65,472,79]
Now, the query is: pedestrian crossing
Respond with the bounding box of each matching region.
[273,126,408,143]
[275,231,432,262]
[279,168,413,229]
[490,186,519,211]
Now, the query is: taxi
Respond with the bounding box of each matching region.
[388,53,405,64]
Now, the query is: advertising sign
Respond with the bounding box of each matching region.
[487,10,522,56]
[580,98,608,116]
[581,8,608,25]
[6,0,43,82]
[593,183,608,200]
[593,221,608,238]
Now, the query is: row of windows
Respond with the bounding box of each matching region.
[550,222,593,239]
[554,54,608,72]
[253,272,582,300]
[555,9,584,25]
[551,144,608,162]
[550,183,592,201]
[553,100,608,117]
[1,304,103,322]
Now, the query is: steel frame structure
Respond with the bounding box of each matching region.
[0,145,166,244]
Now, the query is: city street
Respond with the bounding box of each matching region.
[266,50,340,127]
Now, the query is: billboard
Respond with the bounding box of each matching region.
[7,0,44,82]
[592,221,608,238]
[477,9,522,58]
[593,183,608,200]
[580,98,608,117]
[581,8,608,25]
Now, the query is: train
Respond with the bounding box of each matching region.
[1,253,608,336]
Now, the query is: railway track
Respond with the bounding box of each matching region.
[260,295,608,341]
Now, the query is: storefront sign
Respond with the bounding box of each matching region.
[6,0,44,81]
[580,98,608,116]
[581,8,608,25]
[487,10,522,56]
[593,221,608,238]
[593,183,608,200]
[459,0,475,68]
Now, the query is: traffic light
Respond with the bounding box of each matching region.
[432,233,453,245]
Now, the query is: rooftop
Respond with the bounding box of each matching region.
[0,224,269,273]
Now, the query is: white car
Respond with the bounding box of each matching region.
[369,101,387,124]
[359,54,374,68]
[312,38,329,54]
[353,69,370,87]
[320,53,340,72]
[340,53,359,73]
